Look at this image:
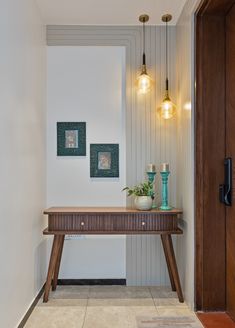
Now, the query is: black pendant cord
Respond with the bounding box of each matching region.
[139,14,149,73]
[165,20,169,92]
[143,20,146,66]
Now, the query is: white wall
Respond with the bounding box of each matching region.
[176,0,200,310]
[0,0,46,327]
[47,46,126,278]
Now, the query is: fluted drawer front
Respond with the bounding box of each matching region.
[48,213,178,232]
[48,214,113,231]
[113,214,177,231]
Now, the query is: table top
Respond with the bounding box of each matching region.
[44,207,182,215]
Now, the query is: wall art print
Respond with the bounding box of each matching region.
[90,144,119,178]
[57,122,86,156]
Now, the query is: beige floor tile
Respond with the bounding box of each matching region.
[88,297,154,307]
[50,285,89,299]
[24,286,199,328]
[89,286,151,299]
[37,297,87,307]
[149,286,187,307]
[24,306,86,328]
[149,286,178,299]
[156,305,194,317]
[83,305,158,328]
[153,297,187,307]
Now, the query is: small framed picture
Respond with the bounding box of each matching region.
[90,144,119,178]
[57,122,86,156]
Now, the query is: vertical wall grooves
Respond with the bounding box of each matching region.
[47,25,177,286]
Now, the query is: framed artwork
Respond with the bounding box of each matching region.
[90,144,119,178]
[57,122,86,156]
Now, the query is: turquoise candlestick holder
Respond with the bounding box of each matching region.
[147,171,157,208]
[160,171,172,210]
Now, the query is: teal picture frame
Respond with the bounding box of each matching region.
[90,144,119,178]
[57,122,86,156]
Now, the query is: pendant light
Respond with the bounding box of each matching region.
[137,14,152,94]
[159,14,176,119]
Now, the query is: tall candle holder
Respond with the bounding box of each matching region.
[146,169,157,209]
[160,167,172,211]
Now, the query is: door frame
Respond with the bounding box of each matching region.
[195,0,235,311]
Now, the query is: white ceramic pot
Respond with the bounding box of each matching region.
[134,196,153,211]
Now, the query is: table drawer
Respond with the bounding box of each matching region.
[48,214,113,231]
[113,214,178,231]
[48,213,178,232]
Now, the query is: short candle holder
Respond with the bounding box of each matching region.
[160,170,172,211]
[147,171,157,209]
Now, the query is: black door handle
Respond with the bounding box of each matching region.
[219,157,232,206]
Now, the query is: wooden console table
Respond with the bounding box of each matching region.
[43,207,183,303]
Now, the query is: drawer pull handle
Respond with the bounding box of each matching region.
[81,222,85,226]
[141,221,146,226]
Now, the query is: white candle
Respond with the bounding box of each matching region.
[160,163,169,172]
[147,164,156,172]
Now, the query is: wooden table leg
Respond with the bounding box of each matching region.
[161,234,184,302]
[43,235,61,302]
[161,235,176,291]
[52,235,65,291]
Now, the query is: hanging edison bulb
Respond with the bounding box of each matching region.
[137,64,151,94]
[159,14,176,119]
[160,99,175,119]
[137,14,153,94]
[159,82,176,119]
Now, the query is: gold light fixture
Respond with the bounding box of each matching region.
[137,14,152,94]
[159,14,176,119]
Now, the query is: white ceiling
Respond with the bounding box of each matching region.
[36,0,187,25]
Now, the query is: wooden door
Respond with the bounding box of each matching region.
[226,4,235,320]
[195,0,235,312]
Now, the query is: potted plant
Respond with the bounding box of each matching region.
[123,181,153,210]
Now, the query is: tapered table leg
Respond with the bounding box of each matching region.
[161,234,184,302]
[43,235,61,302]
[161,235,176,291]
[52,235,65,291]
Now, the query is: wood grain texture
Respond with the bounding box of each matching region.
[43,228,183,235]
[195,0,231,311]
[52,235,65,291]
[197,0,235,15]
[48,214,178,232]
[160,235,177,291]
[44,207,182,214]
[195,13,205,313]
[43,235,61,302]
[45,208,181,233]
[226,4,235,321]
[161,235,184,302]
[43,208,184,303]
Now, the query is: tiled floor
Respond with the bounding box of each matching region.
[197,312,235,328]
[24,286,203,328]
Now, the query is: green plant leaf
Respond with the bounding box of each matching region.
[122,180,154,197]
